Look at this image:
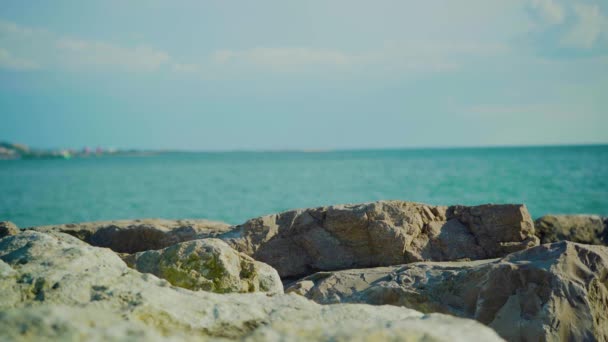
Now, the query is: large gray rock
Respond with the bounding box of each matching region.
[28,218,232,253]
[0,231,504,342]
[287,241,608,342]
[535,214,607,245]
[0,221,19,238]
[128,239,283,294]
[223,201,538,278]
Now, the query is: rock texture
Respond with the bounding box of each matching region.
[535,214,607,245]
[287,241,608,342]
[0,231,504,342]
[0,221,19,238]
[28,218,232,253]
[127,239,283,294]
[224,201,538,278]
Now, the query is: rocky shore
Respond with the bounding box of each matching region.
[1,201,607,341]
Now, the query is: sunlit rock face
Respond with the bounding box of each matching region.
[287,241,608,342]
[126,238,283,294]
[224,200,538,278]
[0,231,504,342]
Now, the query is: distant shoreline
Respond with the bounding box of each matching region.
[1,141,606,160]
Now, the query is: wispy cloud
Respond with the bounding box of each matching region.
[211,42,508,74]
[56,38,169,71]
[171,63,202,73]
[0,48,40,71]
[0,20,170,72]
[526,0,608,52]
[530,0,565,25]
[560,4,607,49]
[213,47,359,69]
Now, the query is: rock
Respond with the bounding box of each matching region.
[27,218,232,253]
[0,306,173,342]
[287,241,608,342]
[128,239,283,294]
[0,231,504,342]
[0,221,19,238]
[535,214,607,245]
[223,201,538,278]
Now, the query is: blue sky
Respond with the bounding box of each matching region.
[0,0,607,150]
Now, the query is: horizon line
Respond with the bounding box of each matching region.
[4,140,608,154]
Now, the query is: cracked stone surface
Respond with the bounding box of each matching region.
[0,231,504,342]
[222,201,538,278]
[287,241,608,342]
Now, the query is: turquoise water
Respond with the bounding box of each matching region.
[1,145,607,228]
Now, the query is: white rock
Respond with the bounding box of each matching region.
[0,231,504,342]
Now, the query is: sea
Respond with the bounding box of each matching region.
[1,145,607,228]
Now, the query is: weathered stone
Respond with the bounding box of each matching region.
[223,201,538,278]
[129,239,283,294]
[0,231,503,342]
[287,241,608,342]
[28,218,232,253]
[0,221,19,238]
[535,214,607,245]
[0,306,174,342]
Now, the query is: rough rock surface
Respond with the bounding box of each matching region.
[535,214,607,245]
[223,201,538,278]
[127,239,283,294]
[27,218,232,253]
[287,241,608,342]
[0,231,504,342]
[0,221,19,238]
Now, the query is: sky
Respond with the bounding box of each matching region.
[0,0,607,151]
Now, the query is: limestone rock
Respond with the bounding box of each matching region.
[27,218,232,253]
[129,239,283,294]
[223,201,538,278]
[0,231,503,342]
[0,221,19,238]
[287,241,608,342]
[535,214,607,245]
[0,306,175,342]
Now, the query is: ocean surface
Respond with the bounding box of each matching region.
[1,145,607,228]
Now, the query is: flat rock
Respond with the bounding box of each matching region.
[287,241,608,342]
[0,221,19,238]
[27,218,232,253]
[223,201,538,278]
[535,214,607,245]
[0,231,503,342]
[127,238,283,294]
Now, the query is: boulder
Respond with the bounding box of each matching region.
[287,241,608,342]
[223,201,538,278]
[127,239,283,294]
[535,214,607,245]
[0,221,19,239]
[0,231,503,342]
[27,218,232,253]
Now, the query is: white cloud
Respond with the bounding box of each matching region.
[530,0,565,25]
[0,48,40,70]
[213,47,358,69]
[0,20,171,72]
[172,63,201,73]
[211,42,508,74]
[560,4,607,49]
[56,38,169,71]
[527,0,608,50]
